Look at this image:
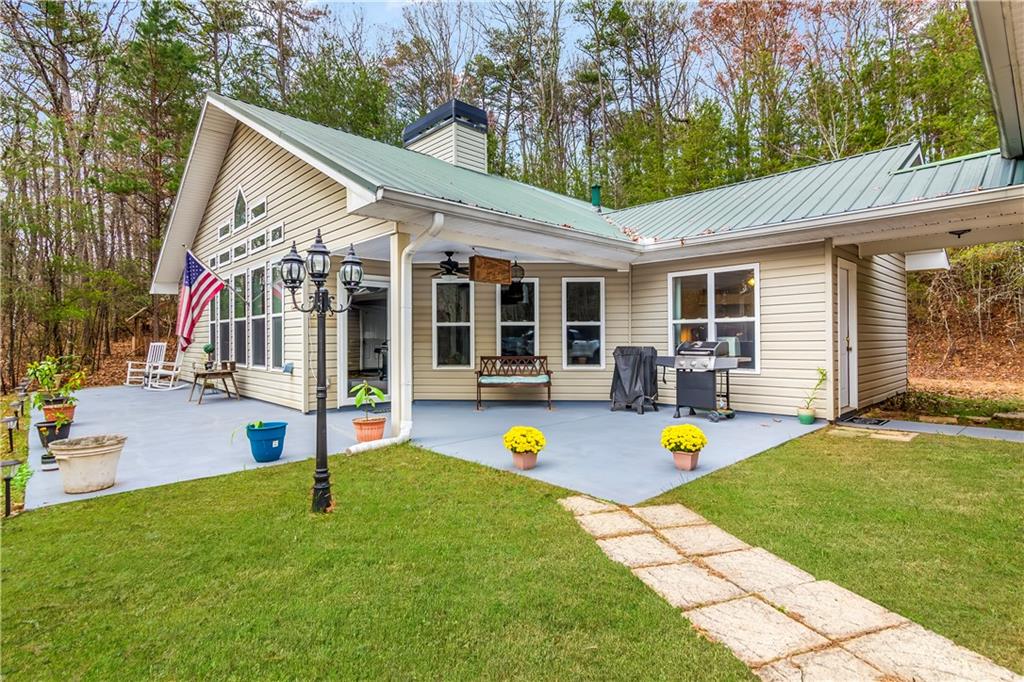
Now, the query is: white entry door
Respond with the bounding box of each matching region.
[837,259,858,412]
[338,275,390,406]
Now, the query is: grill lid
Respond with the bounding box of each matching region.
[676,340,729,356]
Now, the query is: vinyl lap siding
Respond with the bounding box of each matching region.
[631,244,830,416]
[412,263,628,401]
[405,123,487,173]
[406,126,456,165]
[188,123,394,411]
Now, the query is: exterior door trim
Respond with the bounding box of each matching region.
[837,258,859,412]
[338,274,391,407]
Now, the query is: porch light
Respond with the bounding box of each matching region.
[339,244,364,292]
[281,242,306,290]
[305,230,332,284]
[510,260,525,283]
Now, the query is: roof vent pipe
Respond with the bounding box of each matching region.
[590,184,602,211]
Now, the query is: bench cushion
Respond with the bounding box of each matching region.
[479,374,550,385]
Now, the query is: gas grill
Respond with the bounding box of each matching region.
[656,341,738,422]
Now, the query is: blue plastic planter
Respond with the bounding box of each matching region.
[246,421,287,462]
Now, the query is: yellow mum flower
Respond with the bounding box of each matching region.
[503,426,546,454]
[660,424,708,453]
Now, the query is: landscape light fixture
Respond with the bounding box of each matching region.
[280,230,364,513]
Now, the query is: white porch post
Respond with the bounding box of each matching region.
[389,232,411,436]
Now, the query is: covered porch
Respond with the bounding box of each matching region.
[24,387,824,509]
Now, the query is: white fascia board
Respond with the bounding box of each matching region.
[969,0,1024,158]
[858,223,1024,257]
[905,250,950,271]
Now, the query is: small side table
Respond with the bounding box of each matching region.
[189,363,240,404]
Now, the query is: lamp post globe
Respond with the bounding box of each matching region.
[305,229,332,285]
[339,244,364,292]
[281,242,306,290]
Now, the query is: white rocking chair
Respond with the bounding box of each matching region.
[125,342,167,387]
[146,349,186,391]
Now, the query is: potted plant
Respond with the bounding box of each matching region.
[243,420,288,462]
[203,342,216,369]
[502,425,546,470]
[350,380,387,442]
[798,367,827,425]
[36,414,73,471]
[661,424,708,471]
[49,434,127,494]
[41,369,85,423]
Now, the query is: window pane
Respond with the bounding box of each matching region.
[714,269,756,318]
[251,200,266,220]
[436,326,471,366]
[270,224,284,243]
[251,233,266,250]
[218,288,229,318]
[272,265,284,314]
[251,319,266,366]
[500,325,535,356]
[234,192,247,228]
[566,325,601,365]
[672,274,707,319]
[671,322,708,348]
[271,317,283,368]
[436,282,470,323]
[251,268,265,316]
[219,322,230,361]
[208,323,215,355]
[219,223,230,238]
[233,275,245,318]
[715,320,756,369]
[565,281,600,322]
[233,243,246,259]
[234,320,246,363]
[499,282,535,322]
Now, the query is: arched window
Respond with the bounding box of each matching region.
[233,189,247,231]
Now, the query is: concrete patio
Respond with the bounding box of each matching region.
[25,387,825,509]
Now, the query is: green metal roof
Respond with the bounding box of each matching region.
[211,93,626,241]
[607,145,1024,241]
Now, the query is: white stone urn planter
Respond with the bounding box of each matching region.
[49,435,126,494]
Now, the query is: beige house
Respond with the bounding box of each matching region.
[151,91,1023,437]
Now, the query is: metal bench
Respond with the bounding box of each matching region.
[475,356,552,410]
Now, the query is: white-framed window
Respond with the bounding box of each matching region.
[268,222,285,245]
[562,277,605,369]
[249,266,266,368]
[217,287,231,363]
[218,250,231,266]
[249,232,267,253]
[270,261,285,369]
[667,264,760,371]
[249,197,268,223]
[233,241,247,260]
[496,278,538,356]
[233,188,247,232]
[432,279,474,368]
[208,256,217,270]
[217,221,231,240]
[232,272,247,366]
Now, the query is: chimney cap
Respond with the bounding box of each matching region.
[402,99,488,145]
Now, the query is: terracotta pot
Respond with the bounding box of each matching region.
[42,403,75,423]
[512,451,538,470]
[672,450,700,471]
[49,434,126,494]
[353,416,387,443]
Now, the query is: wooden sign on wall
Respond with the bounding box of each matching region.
[469,255,512,285]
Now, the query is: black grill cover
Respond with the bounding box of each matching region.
[610,346,660,414]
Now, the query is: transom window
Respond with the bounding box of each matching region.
[562,278,604,369]
[432,279,474,368]
[249,197,268,222]
[669,265,759,370]
[269,222,285,245]
[218,222,231,240]
[497,278,538,356]
[233,242,247,260]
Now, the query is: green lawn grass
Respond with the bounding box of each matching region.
[1,445,751,680]
[647,429,1024,673]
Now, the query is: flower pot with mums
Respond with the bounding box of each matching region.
[661,424,708,471]
[502,426,546,470]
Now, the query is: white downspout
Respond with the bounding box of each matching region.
[346,212,444,454]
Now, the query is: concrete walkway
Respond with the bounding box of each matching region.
[561,495,1023,682]
[842,418,1023,442]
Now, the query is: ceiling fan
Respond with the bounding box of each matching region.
[431,251,469,279]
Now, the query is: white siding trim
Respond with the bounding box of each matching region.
[837,258,859,410]
[561,277,606,370]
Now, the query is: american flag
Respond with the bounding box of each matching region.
[176,251,225,350]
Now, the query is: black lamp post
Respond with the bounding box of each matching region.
[281,230,364,513]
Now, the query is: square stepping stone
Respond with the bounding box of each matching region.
[756,647,886,681]
[686,596,829,666]
[761,580,907,639]
[596,533,682,568]
[842,623,1022,682]
[558,495,616,515]
[702,548,814,593]
[630,504,706,528]
[576,511,649,538]
[661,524,749,556]
[633,563,745,609]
